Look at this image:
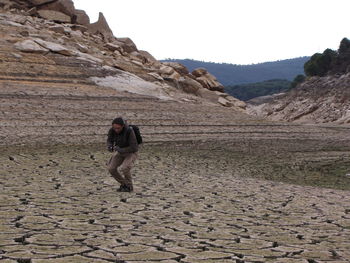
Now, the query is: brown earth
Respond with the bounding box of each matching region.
[1,62,350,262]
[248,74,350,125]
[1,3,350,263]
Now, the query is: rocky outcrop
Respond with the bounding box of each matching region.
[37,9,71,23]
[38,0,75,17]
[14,39,48,53]
[1,0,245,110]
[162,62,189,75]
[87,12,114,41]
[248,73,350,124]
[115,37,138,53]
[178,76,202,95]
[28,0,52,5]
[33,38,75,56]
[192,68,225,92]
[216,92,247,109]
[72,9,89,25]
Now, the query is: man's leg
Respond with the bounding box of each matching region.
[107,152,125,185]
[119,153,138,190]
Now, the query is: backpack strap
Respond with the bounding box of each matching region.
[126,126,133,139]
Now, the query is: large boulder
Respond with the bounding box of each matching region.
[87,12,114,41]
[166,71,181,81]
[225,95,247,109]
[218,96,234,107]
[130,51,149,64]
[27,0,52,5]
[192,68,208,77]
[1,0,31,10]
[159,65,175,76]
[191,67,225,92]
[198,88,220,103]
[37,9,71,23]
[105,42,123,52]
[139,50,157,63]
[116,37,138,53]
[49,25,66,34]
[162,62,189,75]
[38,0,75,18]
[73,9,90,25]
[178,77,202,95]
[14,39,49,54]
[34,38,74,56]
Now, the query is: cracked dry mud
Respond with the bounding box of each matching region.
[1,140,350,263]
[1,14,350,261]
[1,81,350,263]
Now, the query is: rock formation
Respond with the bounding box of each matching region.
[192,68,225,92]
[38,0,75,18]
[248,73,350,124]
[87,12,114,41]
[248,38,350,124]
[0,0,245,109]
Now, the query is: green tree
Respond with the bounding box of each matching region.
[290,74,306,89]
[304,49,337,77]
[338,37,350,54]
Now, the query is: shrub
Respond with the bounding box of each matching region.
[290,74,306,89]
[304,49,337,77]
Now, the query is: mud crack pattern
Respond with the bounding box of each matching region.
[1,143,350,263]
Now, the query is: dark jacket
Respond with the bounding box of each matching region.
[107,124,139,154]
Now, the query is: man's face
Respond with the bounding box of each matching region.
[112,124,124,134]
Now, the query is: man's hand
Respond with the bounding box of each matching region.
[115,146,122,153]
[107,146,114,152]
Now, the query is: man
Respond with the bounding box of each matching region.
[107,117,139,192]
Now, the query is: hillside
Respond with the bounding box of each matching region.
[0,0,249,112]
[225,79,291,101]
[162,57,309,86]
[248,73,350,124]
[249,38,350,124]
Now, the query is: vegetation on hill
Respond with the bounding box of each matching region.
[290,74,306,89]
[225,79,291,101]
[162,57,309,86]
[304,37,350,77]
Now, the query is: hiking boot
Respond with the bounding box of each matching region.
[117,185,127,192]
[117,185,133,192]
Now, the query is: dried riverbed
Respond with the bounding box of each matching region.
[1,140,350,263]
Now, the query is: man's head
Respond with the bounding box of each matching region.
[112,117,125,134]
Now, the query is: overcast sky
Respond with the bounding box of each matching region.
[73,0,349,65]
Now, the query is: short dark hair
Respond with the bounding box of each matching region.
[112,117,125,125]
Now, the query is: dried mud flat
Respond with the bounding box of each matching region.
[1,81,350,262]
[1,8,350,262]
[1,139,350,263]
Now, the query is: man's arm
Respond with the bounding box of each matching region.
[116,128,138,154]
[107,128,115,152]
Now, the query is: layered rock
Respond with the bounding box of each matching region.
[87,12,114,41]
[38,0,76,17]
[37,9,71,23]
[28,0,53,5]
[1,0,245,110]
[72,9,89,25]
[14,39,49,53]
[192,68,225,92]
[248,73,350,124]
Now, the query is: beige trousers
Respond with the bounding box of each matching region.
[107,152,138,187]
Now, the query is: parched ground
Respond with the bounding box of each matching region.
[1,138,350,263]
[1,74,350,263]
[1,11,350,262]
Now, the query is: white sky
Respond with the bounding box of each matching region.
[73,0,350,65]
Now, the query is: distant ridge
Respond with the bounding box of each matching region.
[162,57,309,86]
